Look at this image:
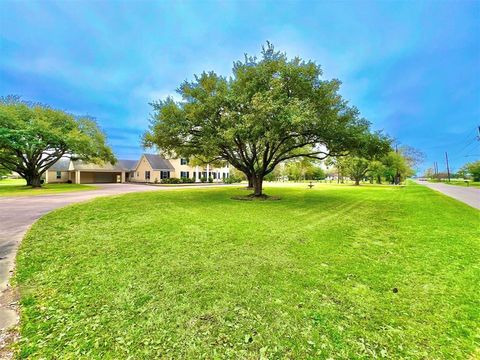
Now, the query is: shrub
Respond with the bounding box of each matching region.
[67,180,72,184]
[161,178,181,184]
[223,176,242,184]
[208,177,213,183]
[200,176,207,183]
[180,177,194,183]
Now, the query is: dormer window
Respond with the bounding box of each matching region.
[180,158,188,165]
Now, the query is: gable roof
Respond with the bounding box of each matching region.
[49,158,71,171]
[143,154,175,170]
[49,156,172,172]
[117,159,137,171]
[71,159,138,172]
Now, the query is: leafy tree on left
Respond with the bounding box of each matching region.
[0,96,115,187]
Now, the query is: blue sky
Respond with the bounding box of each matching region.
[1,0,479,173]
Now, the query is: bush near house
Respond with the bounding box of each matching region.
[161,178,181,184]
[180,177,195,184]
[223,176,243,184]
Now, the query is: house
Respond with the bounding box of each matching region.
[44,158,137,184]
[129,154,230,183]
[43,154,229,184]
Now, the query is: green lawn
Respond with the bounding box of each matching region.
[14,183,479,359]
[0,179,95,196]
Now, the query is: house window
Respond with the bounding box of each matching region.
[161,171,170,179]
[223,173,226,179]
[136,171,139,177]
[212,173,216,179]
[145,171,150,180]
[180,158,188,165]
[180,171,189,178]
[56,171,62,179]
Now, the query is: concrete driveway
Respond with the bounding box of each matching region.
[417,180,480,210]
[0,183,173,333]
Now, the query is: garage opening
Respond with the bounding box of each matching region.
[79,172,122,183]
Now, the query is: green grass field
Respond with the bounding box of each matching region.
[0,179,95,196]
[14,183,479,359]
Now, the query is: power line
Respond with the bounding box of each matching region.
[457,138,478,155]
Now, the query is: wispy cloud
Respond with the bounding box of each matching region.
[0,0,478,171]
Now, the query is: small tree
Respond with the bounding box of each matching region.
[369,160,386,184]
[423,167,435,179]
[144,43,390,197]
[382,151,413,184]
[463,160,480,181]
[399,145,425,174]
[343,157,370,185]
[0,96,115,187]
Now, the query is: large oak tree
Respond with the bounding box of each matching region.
[144,44,390,196]
[0,96,115,187]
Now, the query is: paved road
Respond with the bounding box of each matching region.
[417,180,480,210]
[0,183,231,332]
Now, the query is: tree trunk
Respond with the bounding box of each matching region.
[395,172,400,185]
[354,178,360,186]
[247,175,254,189]
[24,174,32,186]
[253,176,263,197]
[376,175,382,184]
[30,174,42,188]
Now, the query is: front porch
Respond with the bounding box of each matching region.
[192,164,229,183]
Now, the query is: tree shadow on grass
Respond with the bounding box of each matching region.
[231,194,281,201]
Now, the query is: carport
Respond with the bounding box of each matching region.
[77,171,123,184]
[70,160,136,184]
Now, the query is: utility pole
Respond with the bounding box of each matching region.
[395,143,400,185]
[445,152,451,182]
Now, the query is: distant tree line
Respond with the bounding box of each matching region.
[326,145,422,185]
[424,160,480,182]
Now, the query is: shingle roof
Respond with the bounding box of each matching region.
[49,158,71,171]
[143,154,175,170]
[117,160,137,171]
[71,159,138,171]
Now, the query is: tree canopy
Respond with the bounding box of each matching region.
[144,43,390,196]
[0,96,115,187]
[461,160,480,181]
[284,158,326,181]
[332,146,418,185]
